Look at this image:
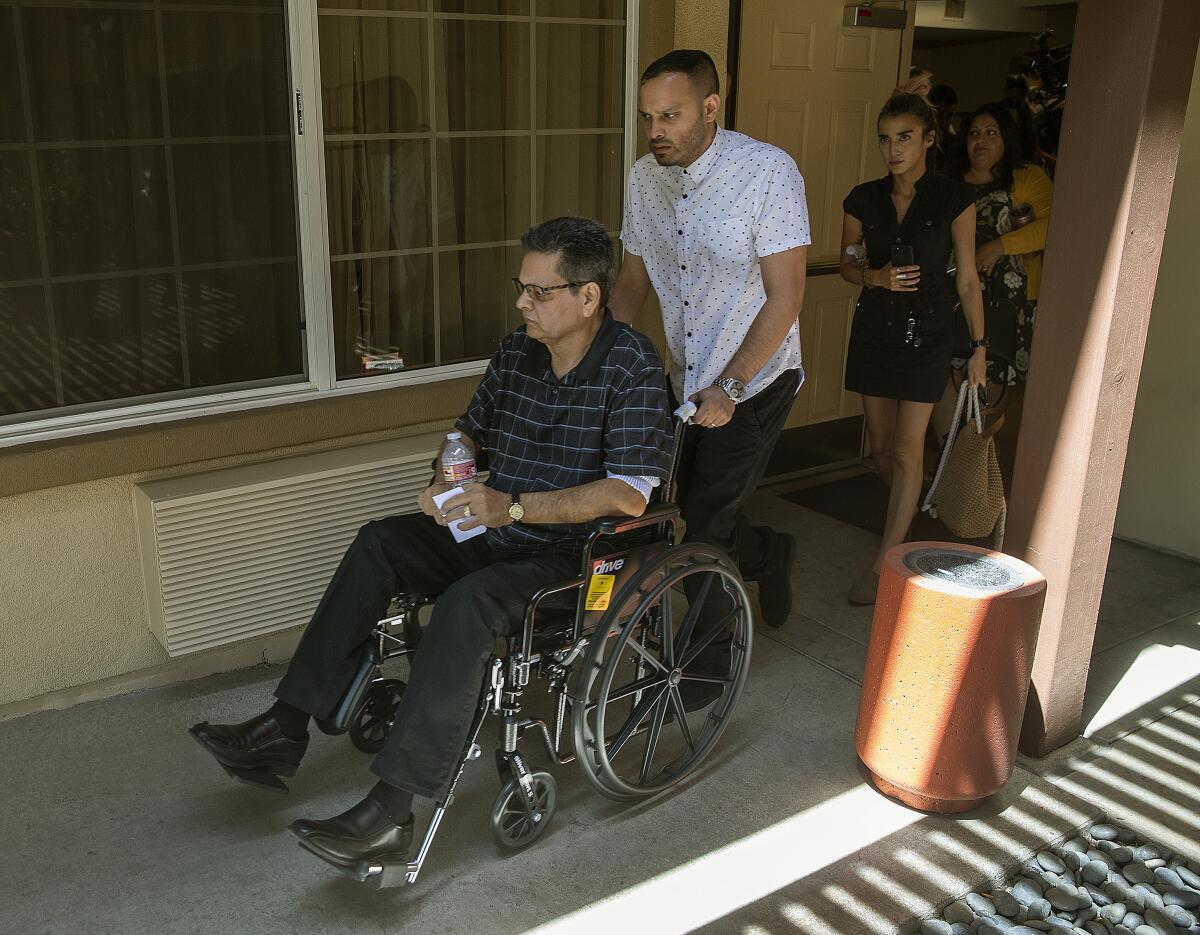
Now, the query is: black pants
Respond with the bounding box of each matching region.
[274,513,577,798]
[672,369,800,573]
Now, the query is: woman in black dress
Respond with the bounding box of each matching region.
[838,91,987,605]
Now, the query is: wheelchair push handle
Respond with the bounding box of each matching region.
[664,401,696,497]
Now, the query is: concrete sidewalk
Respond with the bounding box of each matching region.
[1,492,1197,935]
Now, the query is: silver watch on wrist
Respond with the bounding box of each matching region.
[714,376,746,403]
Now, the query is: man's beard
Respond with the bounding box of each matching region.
[653,118,710,167]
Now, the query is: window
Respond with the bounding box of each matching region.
[0,0,632,441]
[0,0,304,424]
[318,0,627,378]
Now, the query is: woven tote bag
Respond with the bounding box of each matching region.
[921,381,1007,545]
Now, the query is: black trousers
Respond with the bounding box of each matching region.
[672,369,800,574]
[274,513,578,798]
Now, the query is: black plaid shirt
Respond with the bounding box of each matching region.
[456,310,672,555]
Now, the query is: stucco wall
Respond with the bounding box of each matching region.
[641,0,678,77]
[0,411,466,718]
[0,376,474,718]
[0,363,480,717]
[0,474,310,712]
[1114,52,1200,561]
[2,477,153,707]
[674,0,728,121]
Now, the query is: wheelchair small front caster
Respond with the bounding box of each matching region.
[349,678,405,754]
[490,771,557,852]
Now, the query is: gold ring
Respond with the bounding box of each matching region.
[463,505,471,517]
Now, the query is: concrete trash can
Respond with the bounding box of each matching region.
[854,542,1047,813]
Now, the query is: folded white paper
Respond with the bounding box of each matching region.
[432,486,487,543]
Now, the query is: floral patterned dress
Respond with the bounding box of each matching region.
[956,180,1035,385]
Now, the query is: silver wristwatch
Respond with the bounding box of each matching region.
[714,376,746,403]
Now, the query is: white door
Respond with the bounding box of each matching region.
[736,0,909,428]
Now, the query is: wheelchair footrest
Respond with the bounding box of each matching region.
[294,837,415,888]
[345,858,416,890]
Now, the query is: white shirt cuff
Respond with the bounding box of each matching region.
[607,472,660,503]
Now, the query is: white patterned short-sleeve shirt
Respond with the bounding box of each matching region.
[621,126,812,402]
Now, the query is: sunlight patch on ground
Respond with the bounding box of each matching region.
[1008,785,1095,839]
[1084,640,1200,736]
[816,883,895,931]
[1054,753,1200,828]
[1119,728,1200,776]
[520,784,923,935]
[853,865,928,915]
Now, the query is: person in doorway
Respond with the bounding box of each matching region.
[187,217,672,875]
[930,103,1055,465]
[838,86,987,606]
[928,82,960,174]
[608,49,810,632]
[952,102,1053,388]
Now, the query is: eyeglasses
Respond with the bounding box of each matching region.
[511,277,584,302]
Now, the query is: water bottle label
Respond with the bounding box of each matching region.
[442,460,476,484]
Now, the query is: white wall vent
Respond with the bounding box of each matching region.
[134,433,445,657]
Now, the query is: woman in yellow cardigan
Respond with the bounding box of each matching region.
[952,103,1054,387]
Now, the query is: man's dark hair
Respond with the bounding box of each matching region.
[520,216,614,307]
[640,49,720,98]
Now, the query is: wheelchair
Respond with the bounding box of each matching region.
[313,414,754,888]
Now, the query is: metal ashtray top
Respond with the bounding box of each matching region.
[902,547,1027,594]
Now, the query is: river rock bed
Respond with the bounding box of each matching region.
[920,822,1200,935]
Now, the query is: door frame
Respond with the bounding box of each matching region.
[725,0,745,129]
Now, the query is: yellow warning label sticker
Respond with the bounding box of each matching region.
[585,573,616,611]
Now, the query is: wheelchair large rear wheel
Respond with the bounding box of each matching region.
[571,543,752,800]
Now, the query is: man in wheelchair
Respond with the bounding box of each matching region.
[188,217,675,877]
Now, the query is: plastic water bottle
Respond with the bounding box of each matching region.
[440,431,477,485]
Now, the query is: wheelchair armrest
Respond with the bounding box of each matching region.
[592,503,680,536]
[394,593,435,611]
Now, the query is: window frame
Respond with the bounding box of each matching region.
[0,0,639,450]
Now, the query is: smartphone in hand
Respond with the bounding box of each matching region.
[890,244,915,268]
